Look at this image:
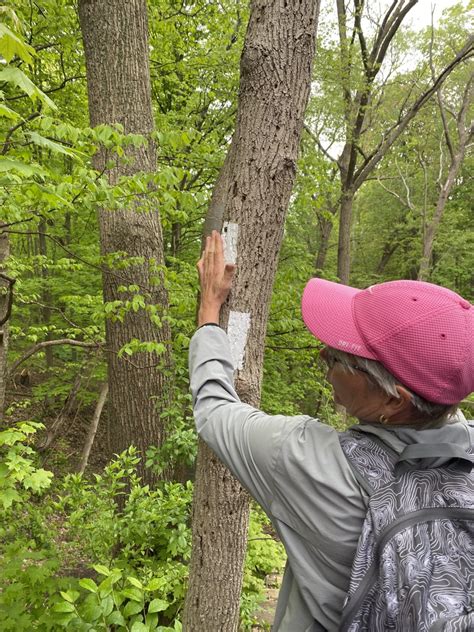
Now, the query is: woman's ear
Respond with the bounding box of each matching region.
[385,385,414,418]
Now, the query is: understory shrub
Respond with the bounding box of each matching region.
[0,424,285,630]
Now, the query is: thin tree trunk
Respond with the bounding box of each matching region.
[418,76,473,281]
[337,191,354,284]
[78,382,108,474]
[183,1,320,629]
[0,231,11,417]
[78,0,172,481]
[39,370,84,450]
[38,221,54,368]
[418,158,462,281]
[376,242,400,274]
[315,211,334,272]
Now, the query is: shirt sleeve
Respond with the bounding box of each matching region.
[188,324,308,512]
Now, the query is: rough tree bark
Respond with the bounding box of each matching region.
[183,1,320,630]
[78,0,171,480]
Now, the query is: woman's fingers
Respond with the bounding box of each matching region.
[198,230,235,289]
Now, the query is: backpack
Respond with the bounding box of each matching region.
[338,428,474,632]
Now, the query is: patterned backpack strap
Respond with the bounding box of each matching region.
[339,429,398,495]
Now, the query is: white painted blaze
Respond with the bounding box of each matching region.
[227,311,251,370]
[222,222,238,264]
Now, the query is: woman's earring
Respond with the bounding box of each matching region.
[379,414,389,425]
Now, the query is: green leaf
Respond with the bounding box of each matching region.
[27,131,80,158]
[79,578,98,593]
[98,575,115,597]
[92,564,111,577]
[0,103,20,119]
[0,24,35,64]
[60,590,80,603]
[145,613,159,628]
[53,601,76,613]
[122,587,143,602]
[100,594,114,617]
[148,598,168,614]
[0,156,47,177]
[81,602,102,623]
[127,576,143,589]
[131,622,149,632]
[23,468,53,492]
[123,600,144,617]
[0,67,56,109]
[106,611,126,626]
[0,487,21,508]
[146,578,165,591]
[0,428,25,445]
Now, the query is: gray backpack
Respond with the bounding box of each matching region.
[338,428,474,632]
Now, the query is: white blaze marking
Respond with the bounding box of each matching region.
[227,311,251,370]
[222,222,238,264]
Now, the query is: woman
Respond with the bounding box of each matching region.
[189,231,473,631]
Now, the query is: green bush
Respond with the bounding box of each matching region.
[0,426,284,630]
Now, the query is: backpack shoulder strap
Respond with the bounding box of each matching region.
[339,429,397,495]
[396,442,474,474]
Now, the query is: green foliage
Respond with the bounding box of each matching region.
[50,565,183,631]
[0,420,53,508]
[240,505,286,630]
[0,428,284,631]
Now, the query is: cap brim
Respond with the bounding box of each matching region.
[301,278,376,359]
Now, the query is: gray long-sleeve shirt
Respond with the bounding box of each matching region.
[188,325,472,632]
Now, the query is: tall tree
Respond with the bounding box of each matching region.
[183,1,320,629]
[78,0,171,479]
[418,66,473,279]
[306,0,474,282]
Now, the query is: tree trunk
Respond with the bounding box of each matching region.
[418,165,459,281]
[0,231,10,417]
[78,0,171,481]
[418,76,473,281]
[337,191,354,284]
[38,221,54,368]
[183,1,320,629]
[78,382,108,474]
[315,209,334,272]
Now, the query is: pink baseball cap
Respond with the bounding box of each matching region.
[301,278,473,404]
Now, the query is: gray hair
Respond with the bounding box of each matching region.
[324,347,457,427]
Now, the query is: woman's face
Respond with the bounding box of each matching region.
[321,348,389,422]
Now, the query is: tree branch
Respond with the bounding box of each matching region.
[354,0,370,76]
[78,382,108,474]
[370,1,418,78]
[428,17,455,162]
[303,124,337,163]
[353,34,474,190]
[6,76,85,101]
[8,339,101,376]
[1,111,41,155]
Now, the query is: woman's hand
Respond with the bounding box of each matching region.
[197,230,236,326]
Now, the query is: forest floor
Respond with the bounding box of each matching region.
[5,377,110,476]
[251,573,282,630]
